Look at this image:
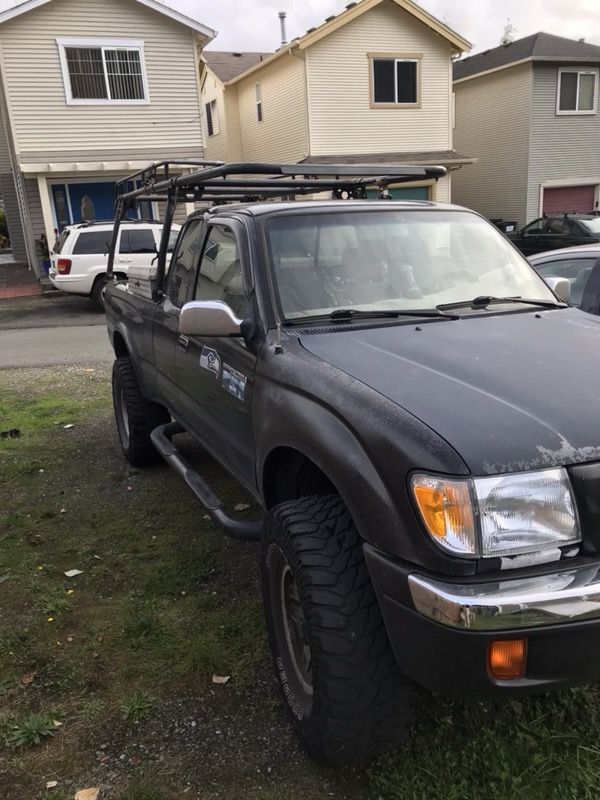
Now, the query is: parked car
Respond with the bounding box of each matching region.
[529,244,600,310]
[106,161,600,763]
[49,220,180,309]
[508,213,600,257]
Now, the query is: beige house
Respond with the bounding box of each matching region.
[200,0,473,204]
[0,0,215,276]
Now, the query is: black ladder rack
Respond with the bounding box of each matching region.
[107,159,447,291]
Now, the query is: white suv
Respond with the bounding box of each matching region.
[49,220,180,309]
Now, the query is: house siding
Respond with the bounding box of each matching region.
[201,68,231,163]
[306,0,453,156]
[527,62,600,219]
[435,173,450,203]
[0,0,204,163]
[0,173,26,260]
[452,64,531,225]
[25,178,45,244]
[235,52,308,162]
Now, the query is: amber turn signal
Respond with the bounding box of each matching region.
[488,639,527,680]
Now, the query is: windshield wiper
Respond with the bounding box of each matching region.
[437,295,567,312]
[286,307,460,325]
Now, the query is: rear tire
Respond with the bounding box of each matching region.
[261,494,415,762]
[91,275,108,311]
[112,356,169,467]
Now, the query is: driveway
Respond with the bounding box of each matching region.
[0,292,113,368]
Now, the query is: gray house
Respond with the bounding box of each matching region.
[452,33,600,226]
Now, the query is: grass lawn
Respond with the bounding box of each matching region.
[1,365,600,799]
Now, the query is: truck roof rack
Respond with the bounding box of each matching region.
[107,159,447,291]
[114,160,447,207]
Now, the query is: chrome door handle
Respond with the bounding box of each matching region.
[178,335,190,351]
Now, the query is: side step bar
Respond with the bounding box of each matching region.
[151,422,263,542]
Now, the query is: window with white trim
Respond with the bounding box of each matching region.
[557,68,598,114]
[372,57,419,105]
[57,38,149,104]
[205,99,219,136]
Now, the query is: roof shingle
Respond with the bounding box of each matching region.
[203,51,272,83]
[300,150,474,166]
[454,32,600,81]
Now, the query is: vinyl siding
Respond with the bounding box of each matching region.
[0,99,11,172]
[0,0,204,162]
[200,67,243,163]
[0,173,26,260]
[200,68,229,162]
[452,64,531,225]
[306,0,453,156]
[19,146,205,165]
[527,63,600,219]
[435,173,450,203]
[236,52,308,162]
[25,178,44,240]
[25,177,46,268]
[224,86,243,162]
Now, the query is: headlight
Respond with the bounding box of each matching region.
[411,468,580,558]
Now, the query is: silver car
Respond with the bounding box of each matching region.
[529,243,600,312]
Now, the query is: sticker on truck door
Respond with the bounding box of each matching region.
[200,346,221,378]
[222,363,247,401]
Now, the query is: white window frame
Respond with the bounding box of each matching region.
[57,37,151,106]
[556,67,598,115]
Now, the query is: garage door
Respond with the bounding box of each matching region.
[543,185,596,214]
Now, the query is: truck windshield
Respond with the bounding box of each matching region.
[265,210,556,320]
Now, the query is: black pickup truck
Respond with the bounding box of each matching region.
[105,161,600,762]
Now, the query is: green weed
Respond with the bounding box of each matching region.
[120,691,155,723]
[6,712,61,747]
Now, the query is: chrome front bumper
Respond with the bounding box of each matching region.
[409,564,600,631]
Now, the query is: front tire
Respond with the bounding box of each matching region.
[261,494,415,762]
[112,357,169,467]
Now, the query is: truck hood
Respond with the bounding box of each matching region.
[298,308,600,475]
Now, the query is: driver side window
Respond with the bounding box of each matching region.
[194,225,246,318]
[166,219,205,308]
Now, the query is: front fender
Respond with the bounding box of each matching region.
[255,339,475,575]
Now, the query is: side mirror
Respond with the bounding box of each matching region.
[544,276,571,303]
[179,300,245,337]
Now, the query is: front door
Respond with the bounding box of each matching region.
[69,182,117,223]
[175,222,258,490]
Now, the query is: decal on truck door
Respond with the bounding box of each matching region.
[222,363,247,401]
[200,346,221,378]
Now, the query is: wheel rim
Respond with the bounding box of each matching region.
[280,563,313,697]
[117,386,130,449]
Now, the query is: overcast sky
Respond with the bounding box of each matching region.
[166,0,600,55]
[0,0,598,55]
